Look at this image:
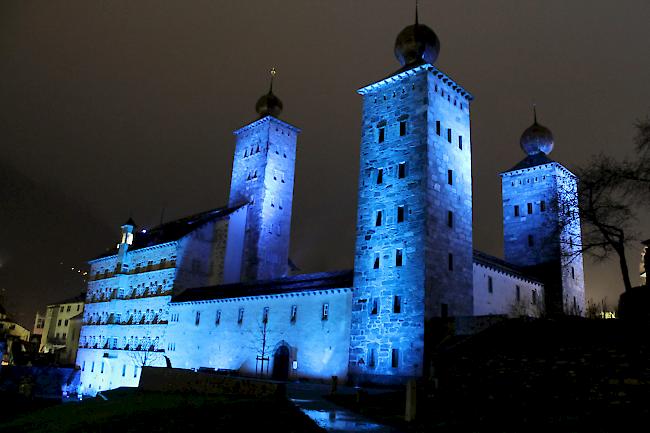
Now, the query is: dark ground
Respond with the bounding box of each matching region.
[331,318,650,432]
[0,388,324,433]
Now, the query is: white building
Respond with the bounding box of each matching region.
[40,295,85,365]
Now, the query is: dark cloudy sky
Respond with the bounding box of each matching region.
[1,0,649,326]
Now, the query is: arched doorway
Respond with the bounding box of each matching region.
[272,345,290,381]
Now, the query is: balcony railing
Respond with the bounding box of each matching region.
[82,318,169,326]
[78,342,164,352]
[89,261,176,282]
[86,288,173,304]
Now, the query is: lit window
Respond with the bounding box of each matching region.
[322,303,329,320]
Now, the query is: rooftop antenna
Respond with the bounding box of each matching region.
[415,0,419,25]
[269,67,276,93]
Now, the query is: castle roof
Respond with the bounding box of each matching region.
[503,153,555,173]
[473,250,543,285]
[171,270,353,304]
[92,205,245,261]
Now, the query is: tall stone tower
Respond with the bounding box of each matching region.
[227,70,300,282]
[349,11,474,383]
[500,111,585,315]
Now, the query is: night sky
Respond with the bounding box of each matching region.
[1,1,649,327]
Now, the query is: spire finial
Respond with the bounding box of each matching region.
[533,103,538,124]
[269,67,277,93]
[415,0,419,25]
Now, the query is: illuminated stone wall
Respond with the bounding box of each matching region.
[472,261,544,317]
[501,162,585,315]
[229,116,299,282]
[350,65,474,383]
[166,288,352,381]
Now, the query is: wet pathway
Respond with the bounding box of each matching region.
[286,382,401,433]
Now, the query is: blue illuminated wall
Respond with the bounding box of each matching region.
[228,116,300,282]
[501,162,585,315]
[349,65,474,383]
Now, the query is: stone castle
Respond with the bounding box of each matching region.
[76,12,585,394]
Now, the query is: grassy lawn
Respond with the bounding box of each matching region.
[0,389,324,433]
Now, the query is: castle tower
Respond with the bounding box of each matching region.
[227,70,300,282]
[500,109,585,315]
[349,9,474,383]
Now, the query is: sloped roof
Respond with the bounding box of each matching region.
[47,293,86,307]
[473,250,543,284]
[502,153,555,173]
[171,270,353,304]
[93,205,244,260]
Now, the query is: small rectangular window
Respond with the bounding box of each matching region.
[122,364,126,377]
[134,366,138,378]
[400,121,407,136]
[322,303,329,320]
[398,162,406,179]
[67,305,71,312]
[262,307,269,324]
[448,170,453,185]
[447,211,453,228]
[396,249,403,267]
[101,362,104,374]
[540,200,546,212]
[436,121,441,136]
[82,361,86,371]
[571,266,575,279]
[371,298,378,315]
[391,348,399,368]
[375,210,383,226]
[447,128,452,143]
[448,253,454,271]
[516,285,521,301]
[527,203,533,214]
[290,305,297,323]
[458,136,463,150]
[64,320,69,326]
[238,308,244,324]
[378,127,385,143]
[91,362,95,373]
[528,235,534,247]
[376,168,383,184]
[195,311,201,326]
[397,206,405,223]
[488,276,493,294]
[373,253,380,269]
[215,310,221,325]
[514,205,520,217]
[393,296,401,314]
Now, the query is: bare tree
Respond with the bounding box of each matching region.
[127,337,163,368]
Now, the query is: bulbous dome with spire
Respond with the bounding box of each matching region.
[520,108,554,155]
[394,6,440,67]
[255,68,283,118]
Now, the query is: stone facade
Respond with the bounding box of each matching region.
[39,297,84,365]
[228,116,300,282]
[501,161,585,315]
[349,64,473,383]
